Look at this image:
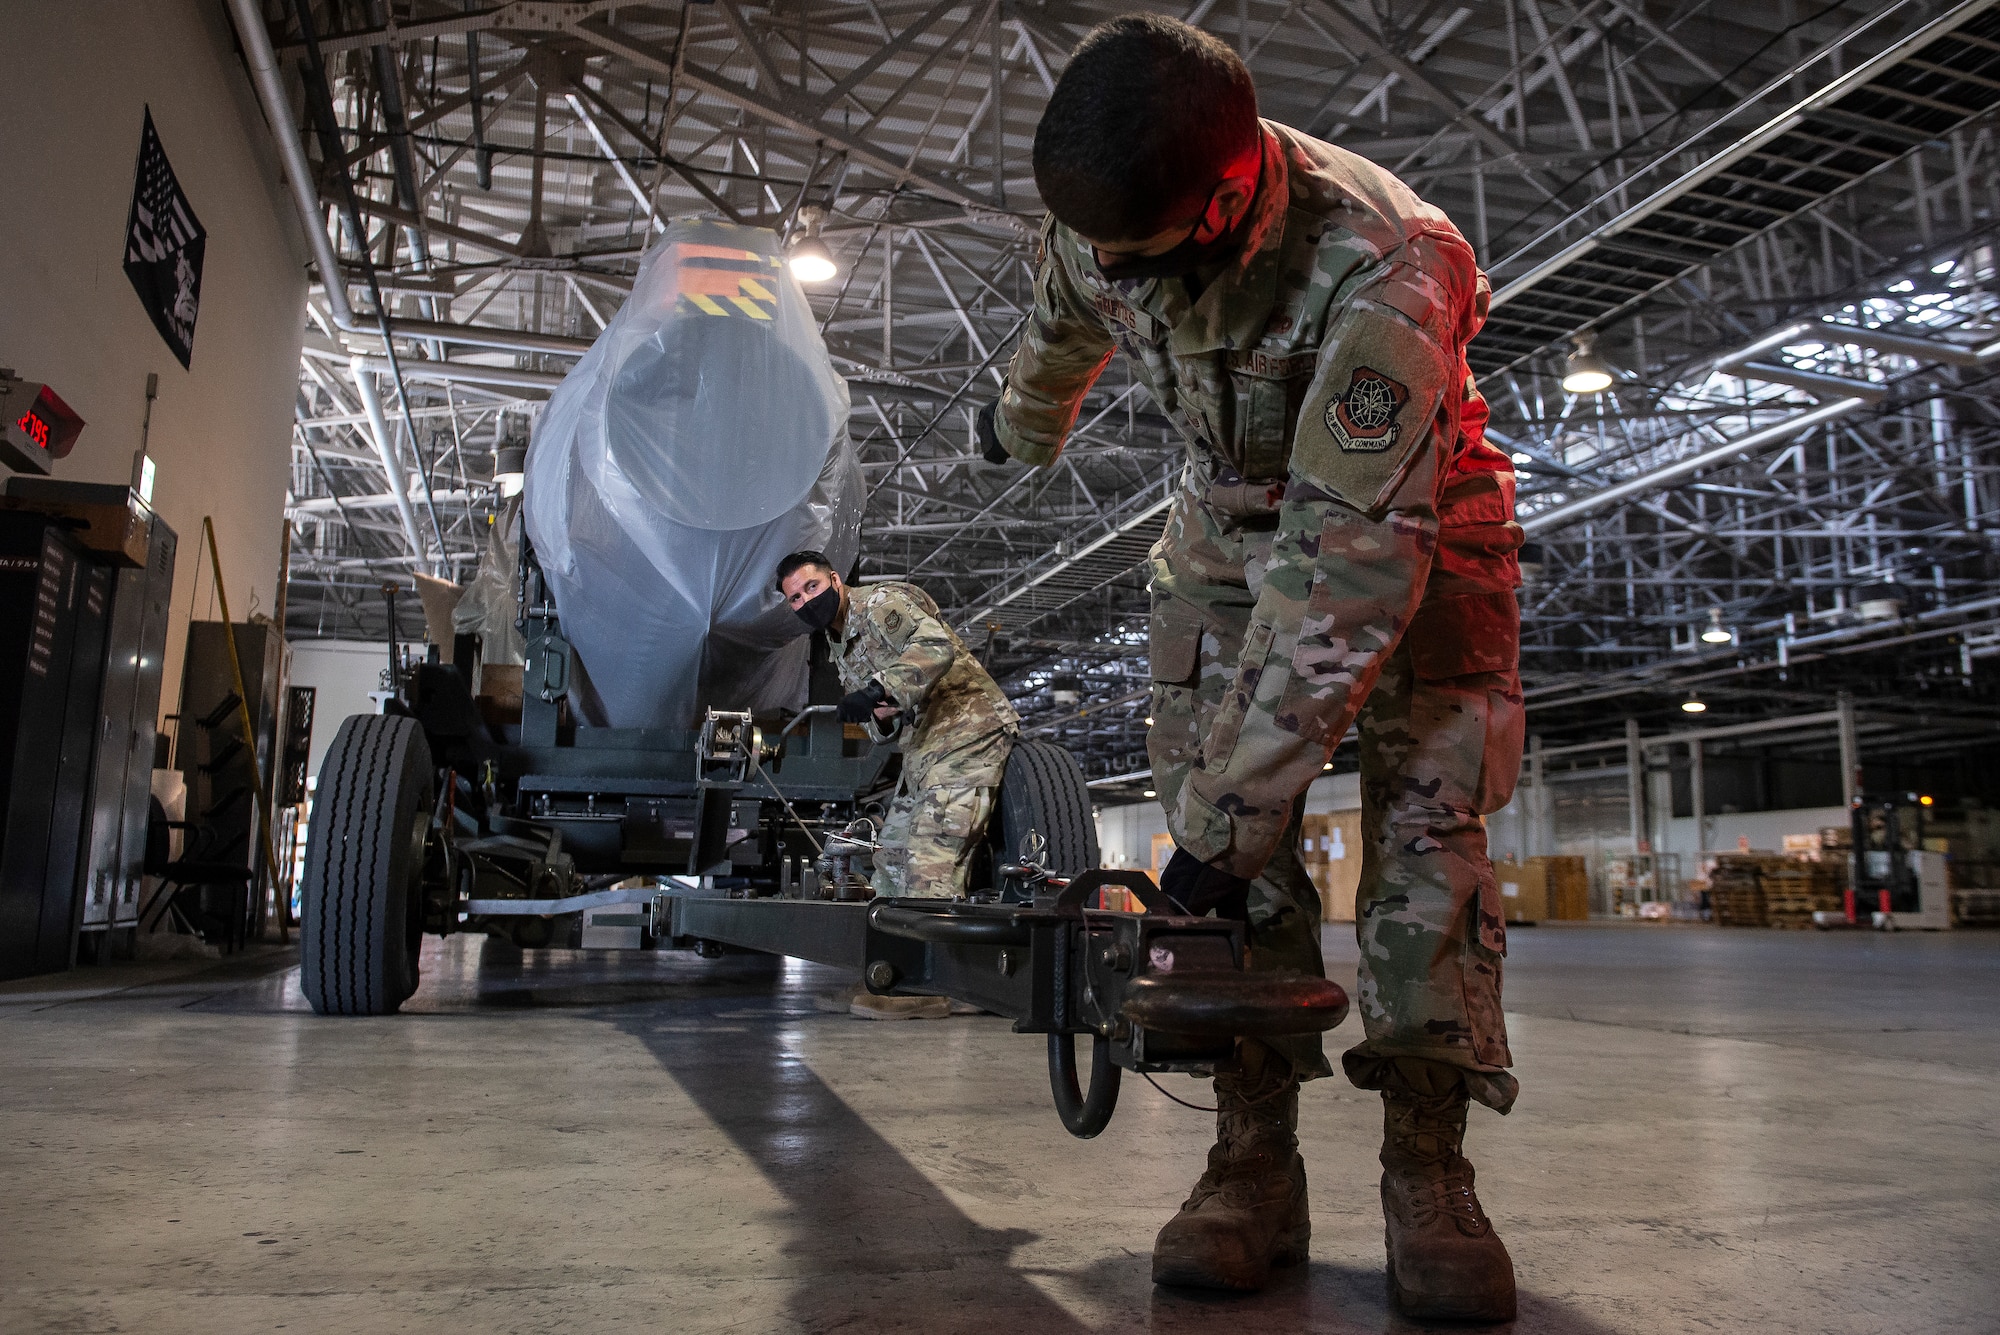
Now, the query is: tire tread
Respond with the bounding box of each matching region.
[299,715,431,1016]
[998,739,1099,876]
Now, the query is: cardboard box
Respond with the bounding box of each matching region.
[474,662,523,726]
[1493,859,1550,923]
[1783,833,1822,860]
[0,481,153,567]
[1303,811,1363,922]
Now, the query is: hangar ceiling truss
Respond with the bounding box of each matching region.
[252,0,2000,782]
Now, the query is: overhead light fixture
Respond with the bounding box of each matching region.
[1681,692,1707,714]
[1142,789,1157,799]
[1855,581,1907,622]
[1323,762,1334,771]
[787,236,837,284]
[1561,332,1614,395]
[787,204,838,283]
[494,442,527,499]
[1143,716,1154,725]
[1700,608,1733,644]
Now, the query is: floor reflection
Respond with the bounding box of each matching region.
[189,933,1631,1332]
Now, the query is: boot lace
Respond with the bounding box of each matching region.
[1182,1147,1295,1213]
[1397,1170,1490,1235]
[1385,1088,1491,1236]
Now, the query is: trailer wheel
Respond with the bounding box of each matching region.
[300,714,435,1015]
[996,739,1100,877]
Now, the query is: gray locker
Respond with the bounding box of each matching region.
[0,518,94,980]
[79,514,177,931]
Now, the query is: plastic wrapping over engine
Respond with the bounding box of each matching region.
[523,219,860,728]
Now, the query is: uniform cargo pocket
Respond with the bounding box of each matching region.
[1406,589,1519,682]
[1149,600,1201,685]
[914,785,984,842]
[1233,374,1297,481]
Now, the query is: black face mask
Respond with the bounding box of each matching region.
[794,586,841,632]
[1094,176,1251,283]
[1095,228,1245,284]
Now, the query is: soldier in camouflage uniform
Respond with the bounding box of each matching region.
[981,16,1523,1318]
[776,553,1020,901]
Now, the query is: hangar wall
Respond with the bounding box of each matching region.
[287,640,389,777]
[0,0,308,724]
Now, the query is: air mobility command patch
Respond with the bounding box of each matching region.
[1325,367,1410,453]
[1293,305,1450,517]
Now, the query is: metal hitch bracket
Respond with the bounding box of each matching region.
[663,869,1349,1137]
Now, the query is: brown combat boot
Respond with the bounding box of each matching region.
[1379,1059,1517,1322]
[1152,1041,1309,1291]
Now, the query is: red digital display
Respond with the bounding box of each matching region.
[0,379,84,474]
[16,409,50,451]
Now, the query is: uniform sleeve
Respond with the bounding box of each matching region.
[869,591,960,711]
[994,219,1116,467]
[1172,232,1479,879]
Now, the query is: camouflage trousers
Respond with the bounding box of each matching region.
[1148,479,1522,1109]
[871,728,1014,898]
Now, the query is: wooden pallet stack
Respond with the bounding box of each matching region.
[1761,860,1844,929]
[1708,854,1778,927]
[1543,856,1591,920]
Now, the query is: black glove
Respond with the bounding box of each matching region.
[976,401,1012,465]
[1160,847,1254,922]
[837,680,890,724]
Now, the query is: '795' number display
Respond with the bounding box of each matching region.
[0,378,85,475]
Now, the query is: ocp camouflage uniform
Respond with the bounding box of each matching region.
[834,582,1020,898]
[995,120,1524,1110]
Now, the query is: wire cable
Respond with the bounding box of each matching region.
[1140,1069,1294,1115]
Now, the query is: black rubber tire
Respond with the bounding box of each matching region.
[300,714,435,1016]
[996,739,1100,877]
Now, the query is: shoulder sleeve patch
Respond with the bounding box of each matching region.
[870,588,922,649]
[1292,306,1450,517]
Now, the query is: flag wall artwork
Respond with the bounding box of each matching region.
[123,107,207,370]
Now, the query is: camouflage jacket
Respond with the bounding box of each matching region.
[834,582,1020,783]
[996,119,1519,877]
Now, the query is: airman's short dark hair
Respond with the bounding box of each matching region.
[775,550,835,594]
[1032,15,1260,242]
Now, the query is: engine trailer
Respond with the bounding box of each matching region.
[297,553,1346,1137]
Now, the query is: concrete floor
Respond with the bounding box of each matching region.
[3,922,1996,1334]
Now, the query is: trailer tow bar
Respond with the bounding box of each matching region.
[663,868,1348,1138]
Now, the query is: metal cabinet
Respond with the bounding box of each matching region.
[0,518,105,979]
[79,515,177,932]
